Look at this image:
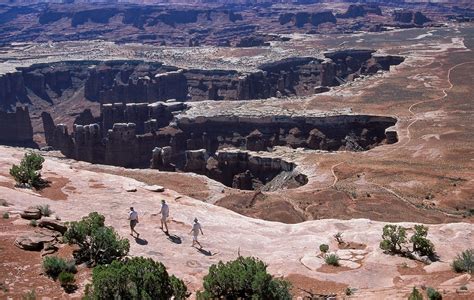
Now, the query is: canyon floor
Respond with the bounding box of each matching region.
[0,14,474,300]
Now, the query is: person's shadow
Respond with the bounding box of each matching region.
[197,248,213,256]
[167,233,182,244]
[135,237,148,245]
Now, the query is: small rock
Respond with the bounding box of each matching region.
[144,185,165,192]
[38,218,67,234]
[41,241,59,256]
[20,207,41,220]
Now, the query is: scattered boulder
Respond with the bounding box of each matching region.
[38,217,67,234]
[41,241,59,256]
[20,207,42,220]
[125,186,138,192]
[144,185,165,192]
[14,230,57,251]
[314,86,330,94]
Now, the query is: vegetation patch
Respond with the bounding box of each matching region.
[325,254,340,267]
[380,224,437,262]
[64,212,129,266]
[42,256,76,279]
[452,249,473,274]
[10,152,48,190]
[84,257,188,299]
[197,256,291,299]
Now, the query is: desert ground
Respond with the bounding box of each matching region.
[0,145,472,299]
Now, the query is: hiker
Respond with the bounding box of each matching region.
[128,207,139,238]
[190,217,204,248]
[158,199,169,233]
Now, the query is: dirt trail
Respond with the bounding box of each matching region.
[404,60,474,147]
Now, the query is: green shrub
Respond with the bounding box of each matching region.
[410,225,435,257]
[43,256,67,279]
[29,219,37,227]
[408,287,423,300]
[59,271,76,293]
[36,204,53,217]
[58,271,75,286]
[63,212,129,266]
[2,212,9,219]
[452,249,474,274]
[84,257,188,300]
[43,256,76,279]
[319,244,329,254]
[9,152,47,189]
[325,254,340,267]
[197,256,291,300]
[380,224,407,254]
[426,287,442,300]
[170,274,190,300]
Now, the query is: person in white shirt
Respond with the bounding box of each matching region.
[128,207,139,238]
[190,217,204,248]
[158,199,169,233]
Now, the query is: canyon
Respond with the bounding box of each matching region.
[0,1,471,47]
[0,50,403,111]
[0,1,473,299]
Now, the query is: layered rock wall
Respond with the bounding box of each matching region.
[176,114,398,153]
[84,62,188,103]
[1,52,404,110]
[43,111,398,169]
[101,101,186,134]
[0,107,35,147]
[279,11,337,28]
[0,72,29,111]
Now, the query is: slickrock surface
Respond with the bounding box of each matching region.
[0,146,472,299]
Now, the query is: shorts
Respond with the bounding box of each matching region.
[130,219,138,229]
[162,216,167,223]
[193,234,198,241]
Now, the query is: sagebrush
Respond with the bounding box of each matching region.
[452,249,473,274]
